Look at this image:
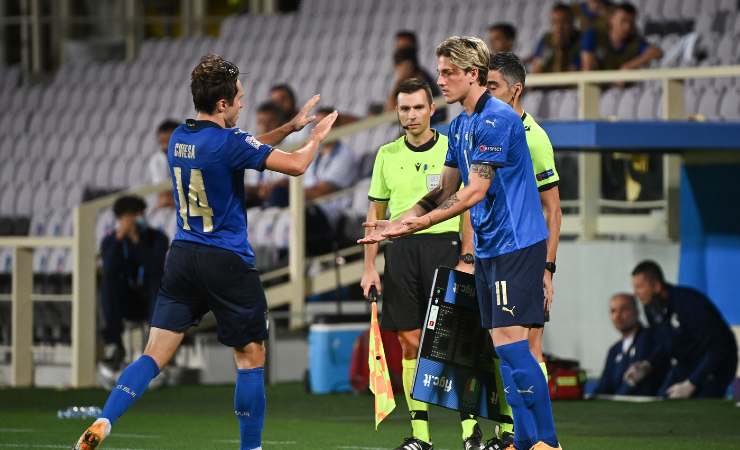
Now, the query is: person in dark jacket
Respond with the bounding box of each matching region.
[627,260,738,399]
[596,293,667,395]
[100,196,169,370]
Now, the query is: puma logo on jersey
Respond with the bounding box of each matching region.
[485,119,496,127]
[502,305,516,317]
[517,385,535,395]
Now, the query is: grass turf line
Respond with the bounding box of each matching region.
[1,383,739,449]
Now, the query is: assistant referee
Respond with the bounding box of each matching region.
[361,78,481,450]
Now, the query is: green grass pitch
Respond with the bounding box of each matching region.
[1,383,739,449]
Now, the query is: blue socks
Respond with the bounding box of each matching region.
[235,367,266,450]
[101,355,160,425]
[498,361,538,449]
[496,340,558,447]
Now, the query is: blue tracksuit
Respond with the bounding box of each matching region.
[645,284,738,398]
[595,325,667,396]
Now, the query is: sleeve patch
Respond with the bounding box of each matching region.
[478,144,502,153]
[536,169,555,181]
[244,135,263,148]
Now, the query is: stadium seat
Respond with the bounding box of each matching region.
[556,90,579,120]
[696,86,723,120]
[616,87,641,120]
[600,88,622,119]
[636,86,661,119]
[718,88,740,120]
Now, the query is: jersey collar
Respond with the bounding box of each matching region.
[185,118,223,130]
[474,91,491,114]
[404,129,439,152]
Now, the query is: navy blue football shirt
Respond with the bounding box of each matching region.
[168,119,272,266]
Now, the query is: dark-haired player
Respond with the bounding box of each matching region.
[73,54,337,450]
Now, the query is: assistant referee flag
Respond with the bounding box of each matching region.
[369,298,395,429]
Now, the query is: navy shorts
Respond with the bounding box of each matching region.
[475,240,546,329]
[151,241,268,347]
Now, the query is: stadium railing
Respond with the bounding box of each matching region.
[2,64,740,387]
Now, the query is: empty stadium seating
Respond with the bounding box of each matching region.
[0,0,739,288]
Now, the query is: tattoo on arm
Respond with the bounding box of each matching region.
[470,164,494,179]
[439,193,460,210]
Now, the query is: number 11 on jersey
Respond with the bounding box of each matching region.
[173,167,214,232]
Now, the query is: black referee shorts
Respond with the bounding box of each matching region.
[381,232,460,331]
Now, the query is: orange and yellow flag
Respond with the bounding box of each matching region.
[368,302,396,429]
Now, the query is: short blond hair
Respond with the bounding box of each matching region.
[435,36,490,86]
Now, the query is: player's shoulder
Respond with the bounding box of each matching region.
[226,127,266,150]
[479,96,521,129]
[377,135,405,155]
[523,113,551,140]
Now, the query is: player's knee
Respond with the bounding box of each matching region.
[397,330,421,359]
[233,341,266,369]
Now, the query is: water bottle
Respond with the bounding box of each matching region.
[57,406,102,419]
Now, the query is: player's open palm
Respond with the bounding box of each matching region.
[358,220,390,244]
[311,110,338,142]
[291,94,320,131]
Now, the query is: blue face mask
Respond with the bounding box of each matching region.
[135,216,148,229]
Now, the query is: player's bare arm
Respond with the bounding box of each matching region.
[359,164,492,243]
[541,185,562,311]
[454,210,475,274]
[264,110,338,176]
[358,165,461,243]
[257,94,320,145]
[360,200,388,298]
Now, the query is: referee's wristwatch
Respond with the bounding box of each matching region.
[545,261,556,275]
[460,253,474,265]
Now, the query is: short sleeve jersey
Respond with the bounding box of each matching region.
[368,130,459,235]
[444,92,548,258]
[168,119,273,266]
[522,112,560,191]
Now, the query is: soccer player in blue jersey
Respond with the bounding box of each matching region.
[73,55,338,450]
[360,37,561,450]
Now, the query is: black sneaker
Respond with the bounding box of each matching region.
[484,432,515,450]
[463,423,485,450]
[394,437,433,450]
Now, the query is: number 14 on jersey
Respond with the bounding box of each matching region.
[173,167,214,232]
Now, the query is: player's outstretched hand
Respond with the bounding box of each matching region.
[310,110,338,142]
[290,94,320,131]
[357,220,391,244]
[398,215,432,236]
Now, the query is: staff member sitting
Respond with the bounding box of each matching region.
[595,293,667,396]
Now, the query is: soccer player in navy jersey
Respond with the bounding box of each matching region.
[73,55,337,450]
[360,37,561,450]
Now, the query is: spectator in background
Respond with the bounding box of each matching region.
[269,84,298,118]
[581,2,663,71]
[628,261,738,399]
[100,196,169,372]
[487,23,517,55]
[148,119,179,208]
[595,293,667,396]
[386,47,446,124]
[395,30,418,50]
[531,3,582,73]
[245,102,287,208]
[572,0,612,32]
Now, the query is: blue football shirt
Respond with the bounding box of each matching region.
[168,119,273,266]
[445,92,548,258]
